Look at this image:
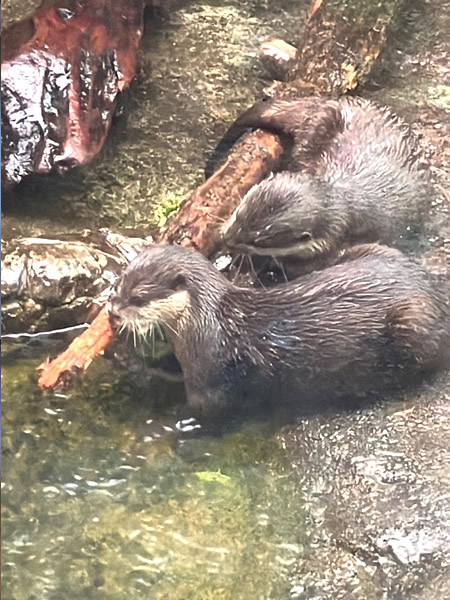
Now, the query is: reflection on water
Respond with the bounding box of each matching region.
[1,341,307,600]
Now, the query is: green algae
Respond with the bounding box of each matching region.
[193,470,232,484]
[153,192,184,228]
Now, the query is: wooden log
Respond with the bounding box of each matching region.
[267,0,405,95]
[38,307,114,389]
[160,130,284,255]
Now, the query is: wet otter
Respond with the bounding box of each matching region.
[214,96,431,273]
[109,244,449,420]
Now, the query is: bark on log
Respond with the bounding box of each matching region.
[161,130,284,256]
[38,306,114,389]
[267,0,405,95]
[1,0,145,187]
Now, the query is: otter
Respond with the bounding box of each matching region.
[213,96,431,273]
[205,96,345,177]
[109,244,449,420]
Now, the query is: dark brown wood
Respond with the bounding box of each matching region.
[160,130,284,256]
[288,0,405,94]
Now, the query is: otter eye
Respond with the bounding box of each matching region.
[129,295,146,307]
[171,274,186,290]
[298,232,312,242]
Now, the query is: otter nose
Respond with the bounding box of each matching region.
[108,304,122,330]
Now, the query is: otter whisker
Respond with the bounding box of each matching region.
[139,322,147,346]
[227,252,244,280]
[273,256,289,283]
[248,255,266,289]
[137,320,148,346]
[151,324,156,358]
[229,252,242,270]
[135,320,143,339]
[232,253,246,283]
[131,323,137,348]
[156,322,165,343]
[163,320,178,337]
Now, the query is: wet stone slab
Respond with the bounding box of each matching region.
[280,371,450,600]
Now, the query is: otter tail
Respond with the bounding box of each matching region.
[205,96,341,179]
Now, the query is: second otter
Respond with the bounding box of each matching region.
[218,96,431,272]
[109,244,449,420]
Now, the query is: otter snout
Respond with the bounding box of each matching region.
[108,301,123,330]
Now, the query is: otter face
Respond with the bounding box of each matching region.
[222,173,338,258]
[109,246,193,339]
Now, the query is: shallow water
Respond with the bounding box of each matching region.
[1,340,308,600]
[2,0,450,598]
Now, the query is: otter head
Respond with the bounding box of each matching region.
[109,245,224,341]
[222,172,346,260]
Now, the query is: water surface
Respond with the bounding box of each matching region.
[2,340,307,600]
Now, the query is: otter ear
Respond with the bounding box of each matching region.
[171,274,186,291]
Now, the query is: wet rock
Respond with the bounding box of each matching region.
[259,39,298,82]
[1,0,145,188]
[281,371,450,599]
[1,230,149,333]
[376,528,450,566]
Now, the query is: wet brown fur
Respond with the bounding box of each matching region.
[110,244,449,420]
[218,96,431,272]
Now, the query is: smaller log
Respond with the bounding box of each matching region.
[161,129,284,256]
[266,0,406,95]
[38,307,113,389]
